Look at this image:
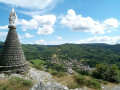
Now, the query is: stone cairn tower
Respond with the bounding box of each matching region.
[0,8,28,73]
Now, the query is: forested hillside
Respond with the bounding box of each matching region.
[0,41,120,67]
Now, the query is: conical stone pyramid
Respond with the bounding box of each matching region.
[0,9,28,73]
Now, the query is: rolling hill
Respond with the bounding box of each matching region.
[0,41,120,67]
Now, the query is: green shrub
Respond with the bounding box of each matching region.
[87,79,101,89]
[74,74,101,89]
[74,74,88,85]
[73,68,89,75]
[0,77,33,90]
[80,70,89,75]
[93,79,108,85]
[91,64,120,83]
[67,82,80,89]
[0,84,7,90]
[102,81,109,85]
[34,65,44,71]
[9,77,33,87]
[51,71,66,77]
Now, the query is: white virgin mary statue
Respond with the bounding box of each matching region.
[9,8,17,25]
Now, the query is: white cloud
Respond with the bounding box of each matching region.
[18,33,33,39]
[103,18,119,28]
[49,40,71,45]
[0,25,8,30]
[35,39,47,45]
[33,15,56,26]
[75,36,120,45]
[16,15,56,35]
[0,0,59,16]
[55,36,62,40]
[27,36,120,45]
[61,9,119,34]
[106,30,112,33]
[49,41,59,45]
[16,19,38,31]
[0,32,7,40]
[33,39,70,45]
[0,0,54,10]
[24,33,33,38]
[37,26,54,35]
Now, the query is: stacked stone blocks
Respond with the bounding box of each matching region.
[0,25,28,73]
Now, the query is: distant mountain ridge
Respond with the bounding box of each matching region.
[0,42,120,67]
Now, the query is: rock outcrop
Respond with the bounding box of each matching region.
[29,68,68,90]
[0,68,120,90]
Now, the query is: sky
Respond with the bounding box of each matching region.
[0,0,120,45]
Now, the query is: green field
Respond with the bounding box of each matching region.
[29,59,46,66]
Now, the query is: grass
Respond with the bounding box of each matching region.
[74,74,101,89]
[51,71,66,77]
[0,77,33,90]
[74,74,88,86]
[29,59,46,66]
[53,73,79,89]
[95,79,109,85]
[87,79,101,89]
[53,73,102,89]
[29,59,46,70]
[0,78,8,90]
[9,77,33,87]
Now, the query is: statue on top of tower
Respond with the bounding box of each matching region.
[9,8,17,25]
[0,8,28,73]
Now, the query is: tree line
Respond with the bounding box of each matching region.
[0,42,120,68]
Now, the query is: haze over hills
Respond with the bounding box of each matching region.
[0,41,120,68]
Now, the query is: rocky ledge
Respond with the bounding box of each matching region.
[0,68,69,90]
[0,68,120,90]
[29,68,68,90]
